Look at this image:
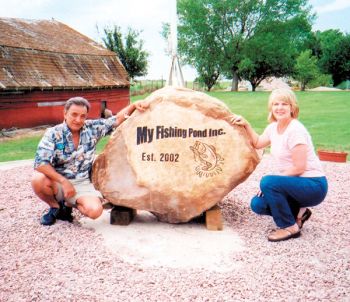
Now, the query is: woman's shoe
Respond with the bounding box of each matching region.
[296,208,312,229]
[268,227,301,242]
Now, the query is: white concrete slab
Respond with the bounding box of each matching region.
[81,210,246,272]
[0,159,33,170]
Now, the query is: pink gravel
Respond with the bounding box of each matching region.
[0,156,349,301]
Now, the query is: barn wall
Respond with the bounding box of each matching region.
[0,88,130,129]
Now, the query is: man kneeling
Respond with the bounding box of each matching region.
[31,96,148,225]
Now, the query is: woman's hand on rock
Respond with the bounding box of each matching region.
[228,114,248,127]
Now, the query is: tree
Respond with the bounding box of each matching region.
[102,25,149,80]
[314,30,350,86]
[238,18,311,91]
[177,0,314,91]
[179,30,222,91]
[294,50,319,90]
[196,63,220,91]
[162,22,221,91]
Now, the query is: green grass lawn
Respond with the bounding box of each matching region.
[210,91,350,153]
[0,136,42,162]
[0,91,349,162]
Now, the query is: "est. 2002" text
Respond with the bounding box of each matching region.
[141,152,179,162]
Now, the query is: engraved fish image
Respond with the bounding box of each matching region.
[190,141,222,171]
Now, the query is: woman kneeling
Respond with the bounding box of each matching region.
[229,89,328,242]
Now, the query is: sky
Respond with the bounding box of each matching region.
[1,0,349,81]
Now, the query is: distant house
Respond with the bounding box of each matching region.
[0,17,130,129]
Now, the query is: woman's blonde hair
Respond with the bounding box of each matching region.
[267,88,299,123]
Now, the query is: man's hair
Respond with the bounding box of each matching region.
[64,97,91,112]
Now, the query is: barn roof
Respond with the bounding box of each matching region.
[0,17,129,90]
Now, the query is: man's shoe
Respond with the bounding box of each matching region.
[40,207,60,226]
[58,201,73,223]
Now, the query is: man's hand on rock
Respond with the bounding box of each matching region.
[134,100,150,112]
[61,179,76,199]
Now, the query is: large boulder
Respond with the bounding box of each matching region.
[92,86,260,223]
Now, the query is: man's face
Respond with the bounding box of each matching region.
[64,104,88,133]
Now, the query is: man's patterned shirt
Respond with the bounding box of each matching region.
[34,117,116,180]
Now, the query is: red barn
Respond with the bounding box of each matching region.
[0,17,130,129]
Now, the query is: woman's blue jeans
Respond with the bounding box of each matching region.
[251,175,328,228]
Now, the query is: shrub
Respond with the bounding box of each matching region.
[308,74,333,88]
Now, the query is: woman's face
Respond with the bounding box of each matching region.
[271,100,292,121]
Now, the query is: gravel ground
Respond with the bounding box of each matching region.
[0,156,349,302]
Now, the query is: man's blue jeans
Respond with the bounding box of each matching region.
[251,175,328,228]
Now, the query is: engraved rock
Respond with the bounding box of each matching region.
[92,86,260,223]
